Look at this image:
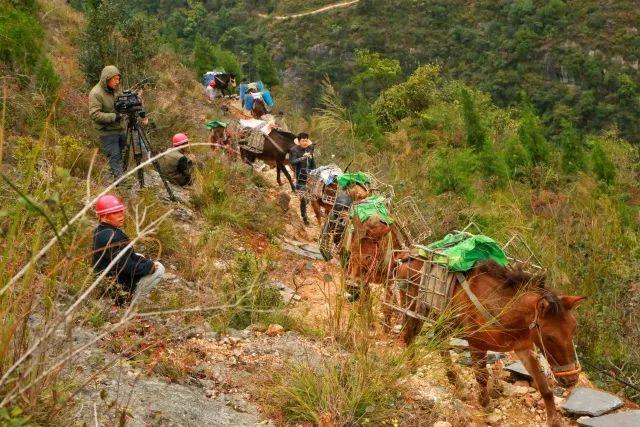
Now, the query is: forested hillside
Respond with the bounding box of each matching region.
[104,0,640,142]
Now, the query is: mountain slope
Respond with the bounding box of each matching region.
[256,0,640,140]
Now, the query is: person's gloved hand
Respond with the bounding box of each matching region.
[114,113,121,122]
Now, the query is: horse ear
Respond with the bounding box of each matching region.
[538,298,553,316]
[561,295,586,311]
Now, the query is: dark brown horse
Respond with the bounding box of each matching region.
[239,129,296,190]
[251,95,269,119]
[387,259,584,427]
[213,73,237,96]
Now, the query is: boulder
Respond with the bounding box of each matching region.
[562,387,624,417]
[577,411,640,427]
[505,361,532,380]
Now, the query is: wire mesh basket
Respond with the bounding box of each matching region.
[318,195,353,261]
[384,223,546,320]
[392,196,432,246]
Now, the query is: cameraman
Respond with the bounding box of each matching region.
[89,65,126,182]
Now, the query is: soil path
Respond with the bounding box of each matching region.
[257,0,360,20]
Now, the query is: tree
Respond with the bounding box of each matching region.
[351,49,401,98]
[192,33,243,79]
[518,103,549,165]
[460,88,487,150]
[558,120,586,173]
[591,138,616,185]
[252,44,279,87]
[79,1,160,84]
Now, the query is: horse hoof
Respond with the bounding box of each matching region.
[548,416,564,427]
[479,393,490,407]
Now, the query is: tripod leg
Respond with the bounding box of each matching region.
[137,126,177,202]
[123,130,131,172]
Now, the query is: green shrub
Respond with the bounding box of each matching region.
[271,352,405,425]
[373,64,441,128]
[252,44,279,86]
[558,120,587,173]
[193,33,243,79]
[0,3,60,97]
[518,103,550,165]
[504,135,532,180]
[352,98,384,149]
[478,143,509,186]
[591,138,616,185]
[79,1,160,84]
[460,88,488,150]
[429,148,477,197]
[220,252,282,330]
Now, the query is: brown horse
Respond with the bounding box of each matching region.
[388,258,584,427]
[251,96,269,119]
[239,128,296,191]
[308,181,338,225]
[208,126,239,157]
[343,215,408,302]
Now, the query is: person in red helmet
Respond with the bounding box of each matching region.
[157,133,194,186]
[92,194,164,304]
[205,79,221,103]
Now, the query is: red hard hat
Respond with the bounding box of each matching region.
[172,133,189,147]
[95,194,125,216]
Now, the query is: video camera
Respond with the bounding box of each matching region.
[114,90,145,118]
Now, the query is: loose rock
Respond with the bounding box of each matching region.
[577,411,640,427]
[562,387,624,417]
[266,324,285,337]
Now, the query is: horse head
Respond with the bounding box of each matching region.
[530,290,586,387]
[208,127,234,154]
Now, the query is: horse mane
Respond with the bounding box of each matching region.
[271,129,296,140]
[474,261,565,315]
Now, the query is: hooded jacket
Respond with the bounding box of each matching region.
[89,65,124,136]
[157,149,193,186]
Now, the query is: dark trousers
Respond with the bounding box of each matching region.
[296,181,309,221]
[100,133,126,180]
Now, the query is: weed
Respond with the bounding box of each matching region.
[271,351,407,425]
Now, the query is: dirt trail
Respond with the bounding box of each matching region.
[257,0,360,20]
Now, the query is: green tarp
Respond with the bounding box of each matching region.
[337,172,370,189]
[205,120,227,129]
[351,195,393,224]
[417,233,508,272]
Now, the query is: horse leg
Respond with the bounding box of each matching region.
[311,200,322,226]
[382,280,396,332]
[276,162,283,186]
[279,162,295,191]
[515,349,562,427]
[470,348,490,407]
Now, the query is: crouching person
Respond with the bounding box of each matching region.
[92,195,164,304]
[157,133,193,186]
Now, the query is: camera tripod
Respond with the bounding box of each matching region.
[122,115,176,202]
